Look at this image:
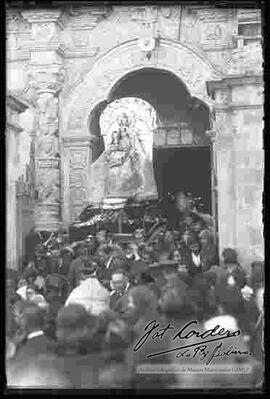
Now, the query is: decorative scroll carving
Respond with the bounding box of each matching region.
[69,148,89,220]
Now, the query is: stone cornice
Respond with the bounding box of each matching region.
[21,9,66,29]
[64,47,99,59]
[207,74,263,96]
[62,136,92,147]
[214,103,263,112]
[6,43,99,60]
[27,42,67,57]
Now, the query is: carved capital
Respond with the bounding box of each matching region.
[21,9,65,28]
[26,64,65,94]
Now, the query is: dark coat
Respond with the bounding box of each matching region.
[179,247,203,277]
[128,259,149,282]
[68,257,84,288]
[13,334,53,361]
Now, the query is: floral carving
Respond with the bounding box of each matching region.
[69,148,89,219]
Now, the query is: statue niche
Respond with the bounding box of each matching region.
[89,97,158,205]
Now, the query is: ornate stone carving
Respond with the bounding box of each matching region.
[32,23,56,42]
[190,7,235,22]
[159,6,181,19]
[130,5,158,37]
[26,65,65,93]
[237,9,261,22]
[226,41,263,75]
[35,91,61,211]
[21,9,65,27]
[64,38,220,135]
[71,30,89,47]
[67,5,111,30]
[69,148,89,220]
[30,72,64,230]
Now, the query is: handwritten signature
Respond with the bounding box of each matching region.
[133,320,252,364]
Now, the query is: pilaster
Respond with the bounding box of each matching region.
[22,9,66,231]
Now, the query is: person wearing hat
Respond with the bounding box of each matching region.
[109,269,131,312]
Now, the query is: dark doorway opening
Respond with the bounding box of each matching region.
[153,146,212,222]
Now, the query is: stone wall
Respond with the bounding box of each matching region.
[6,94,28,271]
[6,4,264,269]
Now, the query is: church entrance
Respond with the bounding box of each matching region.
[89,67,218,238]
[153,146,212,223]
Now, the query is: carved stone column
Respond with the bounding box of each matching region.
[6,94,28,271]
[22,9,66,231]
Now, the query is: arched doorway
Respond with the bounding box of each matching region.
[90,68,215,227]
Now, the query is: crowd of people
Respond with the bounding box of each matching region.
[6,192,264,389]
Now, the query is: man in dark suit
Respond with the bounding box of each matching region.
[12,302,52,360]
[6,302,54,387]
[109,269,131,312]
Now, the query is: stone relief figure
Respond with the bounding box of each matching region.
[38,169,61,204]
[36,94,59,158]
[89,97,158,204]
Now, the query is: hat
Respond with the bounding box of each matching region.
[222,248,238,264]
[57,304,91,329]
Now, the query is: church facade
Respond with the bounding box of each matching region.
[6,4,264,271]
